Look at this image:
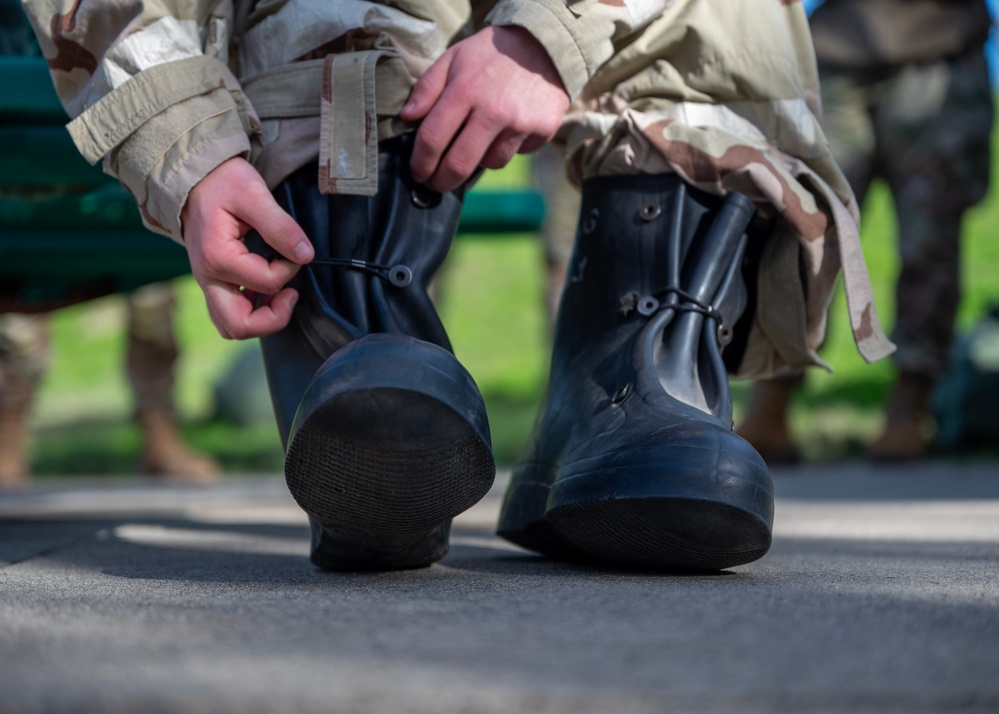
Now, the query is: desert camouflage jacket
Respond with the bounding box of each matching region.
[21,0,894,375]
[21,0,681,237]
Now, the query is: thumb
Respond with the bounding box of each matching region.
[235,183,313,265]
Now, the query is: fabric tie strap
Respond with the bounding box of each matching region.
[242,49,414,197]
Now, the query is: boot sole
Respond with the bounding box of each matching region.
[544,446,773,571]
[285,335,495,567]
[546,498,771,572]
[500,480,772,572]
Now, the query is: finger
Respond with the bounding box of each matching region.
[233,188,313,265]
[411,110,471,185]
[480,129,528,170]
[203,280,299,340]
[400,53,450,123]
[196,233,303,296]
[409,77,478,184]
[426,111,503,192]
[520,133,553,155]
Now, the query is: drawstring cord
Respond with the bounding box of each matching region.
[307,257,413,287]
[619,287,715,320]
[619,286,734,347]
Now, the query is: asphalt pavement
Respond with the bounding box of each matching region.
[2,460,998,714]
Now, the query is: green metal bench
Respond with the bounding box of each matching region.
[0,55,545,313]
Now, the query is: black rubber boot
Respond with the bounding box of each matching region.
[257,134,495,571]
[497,174,773,571]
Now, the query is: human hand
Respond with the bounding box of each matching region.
[400,25,570,193]
[181,157,314,339]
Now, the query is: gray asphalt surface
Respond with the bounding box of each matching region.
[2,461,997,714]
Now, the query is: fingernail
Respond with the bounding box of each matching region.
[292,242,313,262]
[288,291,299,308]
[403,100,416,114]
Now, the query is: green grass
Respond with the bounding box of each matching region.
[23,149,999,475]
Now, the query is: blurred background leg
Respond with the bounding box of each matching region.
[0,314,49,486]
[126,283,221,482]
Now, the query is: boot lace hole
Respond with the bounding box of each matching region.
[611,384,631,405]
[717,325,733,346]
[388,265,413,287]
[637,296,660,317]
[411,187,441,209]
[638,203,662,222]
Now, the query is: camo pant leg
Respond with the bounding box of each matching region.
[125,283,179,415]
[819,47,993,378]
[0,314,49,412]
[817,71,878,209]
[882,53,993,377]
[874,51,991,378]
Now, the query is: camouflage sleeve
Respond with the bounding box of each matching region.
[20,0,260,241]
[483,0,672,100]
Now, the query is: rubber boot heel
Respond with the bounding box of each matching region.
[285,333,496,569]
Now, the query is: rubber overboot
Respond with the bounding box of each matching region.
[137,408,221,483]
[735,375,804,465]
[498,174,773,571]
[866,373,934,461]
[0,405,30,488]
[258,134,495,571]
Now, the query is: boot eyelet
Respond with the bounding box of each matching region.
[717,324,734,346]
[410,187,441,209]
[583,208,600,234]
[611,384,631,405]
[638,203,662,222]
[637,296,660,317]
[388,265,413,287]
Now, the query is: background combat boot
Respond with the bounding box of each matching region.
[0,403,30,488]
[258,134,495,571]
[137,407,221,483]
[498,174,773,571]
[736,374,804,465]
[866,372,935,461]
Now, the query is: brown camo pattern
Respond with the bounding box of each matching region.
[46,0,96,74]
[644,119,831,243]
